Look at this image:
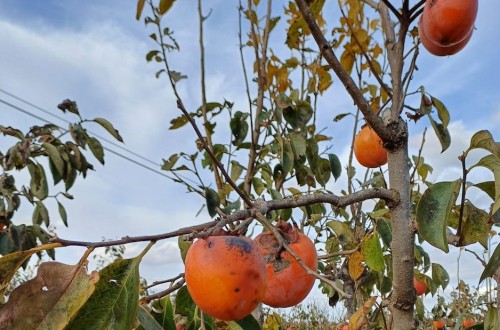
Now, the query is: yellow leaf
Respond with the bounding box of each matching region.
[340,50,355,74]
[349,296,377,329]
[348,251,365,280]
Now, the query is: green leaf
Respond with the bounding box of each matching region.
[289,132,307,157]
[283,100,313,129]
[361,232,384,272]
[472,181,495,199]
[252,177,265,196]
[376,219,392,247]
[204,188,220,218]
[470,155,500,214]
[226,314,261,329]
[467,130,500,159]
[169,115,189,130]
[230,111,249,147]
[480,242,500,283]
[427,114,451,153]
[484,306,498,330]
[230,161,244,182]
[88,136,105,165]
[327,220,356,248]
[431,263,450,290]
[0,246,50,296]
[33,201,50,226]
[137,305,164,330]
[93,118,124,142]
[416,180,461,252]
[67,257,141,329]
[0,261,99,329]
[29,163,49,200]
[333,113,350,122]
[43,142,65,177]
[314,157,331,186]
[159,0,176,15]
[174,285,197,321]
[459,201,490,248]
[152,295,176,329]
[328,154,342,181]
[57,201,68,227]
[431,96,450,129]
[161,153,180,171]
[178,235,192,263]
[136,0,146,20]
[146,50,159,62]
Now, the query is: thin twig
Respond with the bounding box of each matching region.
[457,153,468,242]
[409,127,427,183]
[143,273,184,290]
[380,0,402,21]
[140,279,186,303]
[464,248,487,267]
[176,99,254,208]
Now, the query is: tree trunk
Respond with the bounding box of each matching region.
[387,130,415,329]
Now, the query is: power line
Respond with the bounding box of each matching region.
[0,97,172,180]
[0,88,161,168]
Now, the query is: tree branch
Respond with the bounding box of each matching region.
[295,0,391,143]
[51,188,398,247]
[140,278,186,303]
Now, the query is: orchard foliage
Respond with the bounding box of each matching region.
[0,0,499,329]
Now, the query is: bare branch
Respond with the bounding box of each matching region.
[143,273,184,290]
[294,0,391,144]
[318,245,360,260]
[52,188,398,248]
[464,248,487,268]
[380,0,402,20]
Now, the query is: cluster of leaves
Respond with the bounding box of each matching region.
[0,100,122,263]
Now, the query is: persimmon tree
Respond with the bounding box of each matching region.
[0,0,499,329]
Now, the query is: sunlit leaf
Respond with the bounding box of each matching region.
[416,180,461,252]
[159,0,176,15]
[178,235,192,264]
[67,257,141,329]
[136,0,146,20]
[327,220,356,248]
[467,130,500,158]
[361,232,384,272]
[161,153,180,171]
[349,296,376,329]
[480,243,500,283]
[0,243,61,297]
[470,155,500,214]
[0,261,98,329]
[484,305,498,330]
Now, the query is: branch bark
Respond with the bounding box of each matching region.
[295,0,392,144]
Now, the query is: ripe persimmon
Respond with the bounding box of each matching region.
[462,318,476,328]
[184,235,267,321]
[414,276,427,296]
[419,16,473,56]
[433,319,445,329]
[353,125,387,168]
[254,221,318,308]
[421,0,478,47]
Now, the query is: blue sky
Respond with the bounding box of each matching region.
[1,0,499,312]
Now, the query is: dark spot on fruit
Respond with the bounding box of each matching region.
[230,271,236,275]
[234,287,240,292]
[208,241,214,248]
[225,236,252,254]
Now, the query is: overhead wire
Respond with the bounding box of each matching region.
[0,93,173,180]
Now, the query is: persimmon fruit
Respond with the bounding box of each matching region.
[433,319,445,329]
[184,235,267,321]
[353,125,387,168]
[462,318,476,328]
[419,15,473,56]
[421,0,478,47]
[254,221,318,308]
[414,276,427,296]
